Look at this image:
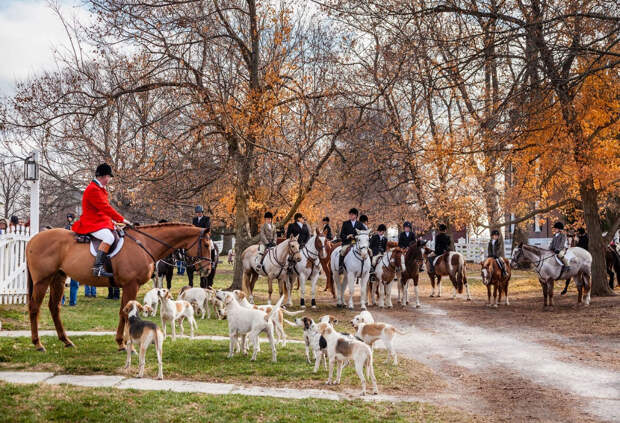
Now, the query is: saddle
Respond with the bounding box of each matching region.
[74,229,125,286]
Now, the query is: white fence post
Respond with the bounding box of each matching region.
[0,225,31,304]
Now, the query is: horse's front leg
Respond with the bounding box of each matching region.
[347,273,355,310]
[386,280,393,308]
[492,283,498,308]
[338,273,346,307]
[359,274,369,310]
[437,276,442,297]
[267,276,273,305]
[540,280,548,307]
[486,284,492,306]
[48,274,74,347]
[310,270,320,309]
[548,280,555,307]
[413,276,421,308]
[429,273,436,297]
[299,272,307,309]
[117,282,139,350]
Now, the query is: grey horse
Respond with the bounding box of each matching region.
[511,243,592,307]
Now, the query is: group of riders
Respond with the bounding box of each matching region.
[72,163,605,288]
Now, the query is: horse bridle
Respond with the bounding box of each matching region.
[124,226,212,267]
[513,246,553,277]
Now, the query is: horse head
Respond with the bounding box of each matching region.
[510,242,526,269]
[480,259,491,286]
[391,247,404,271]
[288,235,302,262]
[315,228,328,259]
[355,229,371,259]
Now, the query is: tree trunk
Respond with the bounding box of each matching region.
[580,177,613,295]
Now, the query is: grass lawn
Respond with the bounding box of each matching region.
[0,382,479,423]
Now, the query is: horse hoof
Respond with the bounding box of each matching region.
[36,346,46,353]
[429,294,434,298]
[65,343,75,348]
[348,306,354,310]
[118,346,126,352]
[466,298,472,301]
[415,304,420,308]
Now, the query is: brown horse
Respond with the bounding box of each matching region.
[399,240,427,307]
[423,248,471,300]
[319,240,340,298]
[480,257,511,307]
[26,223,212,351]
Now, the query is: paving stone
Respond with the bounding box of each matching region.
[0,371,54,384]
[46,374,125,387]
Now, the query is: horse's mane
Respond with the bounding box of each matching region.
[405,244,424,261]
[522,244,545,252]
[132,222,196,229]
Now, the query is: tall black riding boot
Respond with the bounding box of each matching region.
[338,254,345,273]
[92,250,113,277]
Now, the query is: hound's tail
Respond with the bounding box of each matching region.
[268,295,285,323]
[282,309,304,316]
[284,318,298,327]
[392,327,411,336]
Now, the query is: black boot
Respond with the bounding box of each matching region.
[112,287,120,300]
[106,287,114,299]
[338,254,345,273]
[560,280,570,295]
[300,298,305,308]
[311,298,316,308]
[92,251,113,277]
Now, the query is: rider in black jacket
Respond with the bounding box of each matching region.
[428,224,452,273]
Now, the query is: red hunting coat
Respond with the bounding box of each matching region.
[72,180,124,234]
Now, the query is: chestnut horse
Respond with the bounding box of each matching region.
[319,240,340,298]
[399,240,427,307]
[480,257,512,307]
[26,223,212,351]
[423,248,471,300]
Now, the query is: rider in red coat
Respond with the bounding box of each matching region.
[72,164,131,277]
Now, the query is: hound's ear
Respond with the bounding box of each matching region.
[224,295,233,305]
[238,291,246,300]
[137,303,144,311]
[294,235,299,240]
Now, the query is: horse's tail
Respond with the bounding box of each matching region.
[27,262,33,305]
[456,254,465,294]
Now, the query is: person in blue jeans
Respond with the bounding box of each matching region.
[85,285,97,298]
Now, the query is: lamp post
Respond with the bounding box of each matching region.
[24,151,40,235]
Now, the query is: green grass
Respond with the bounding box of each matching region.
[0,335,439,395]
[0,382,478,423]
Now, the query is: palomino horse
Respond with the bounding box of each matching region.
[369,248,405,309]
[26,223,212,351]
[481,257,512,307]
[423,248,471,300]
[399,240,427,307]
[511,243,591,307]
[329,229,371,310]
[241,236,302,305]
[319,240,339,298]
[289,229,328,309]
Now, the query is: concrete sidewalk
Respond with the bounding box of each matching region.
[0,370,417,403]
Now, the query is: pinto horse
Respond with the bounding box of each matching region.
[26,223,212,351]
[399,240,427,307]
[319,240,339,298]
[289,229,328,309]
[423,248,471,300]
[369,248,404,308]
[480,257,511,307]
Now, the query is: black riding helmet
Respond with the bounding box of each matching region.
[377,224,387,232]
[553,221,564,230]
[403,221,411,229]
[322,217,330,223]
[348,208,359,216]
[491,229,500,236]
[294,212,303,221]
[438,223,447,232]
[95,163,113,177]
[264,211,273,219]
[360,214,368,224]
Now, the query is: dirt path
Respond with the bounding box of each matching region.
[375,302,619,423]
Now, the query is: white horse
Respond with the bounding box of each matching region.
[370,248,405,309]
[511,243,592,307]
[241,236,302,305]
[329,229,371,310]
[289,229,328,309]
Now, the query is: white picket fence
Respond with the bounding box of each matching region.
[0,226,31,304]
[453,238,552,263]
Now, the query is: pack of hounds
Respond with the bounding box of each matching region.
[124,287,407,395]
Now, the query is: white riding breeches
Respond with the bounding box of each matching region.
[90,228,114,245]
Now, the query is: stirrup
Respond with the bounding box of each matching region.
[93,266,113,278]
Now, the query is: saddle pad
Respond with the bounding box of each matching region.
[433,255,442,267]
[554,255,563,266]
[89,237,124,258]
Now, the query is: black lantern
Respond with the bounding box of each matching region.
[24,155,39,181]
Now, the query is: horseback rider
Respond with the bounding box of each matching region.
[487,229,507,278]
[72,163,131,278]
[360,214,369,230]
[321,216,333,240]
[256,211,276,272]
[398,221,416,249]
[549,221,569,274]
[192,205,210,231]
[428,224,452,274]
[286,213,310,246]
[338,208,366,272]
[370,224,388,268]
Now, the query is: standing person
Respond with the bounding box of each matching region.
[576,227,589,250]
[72,164,131,294]
[286,213,310,246]
[275,216,285,238]
[187,205,210,287]
[256,211,276,271]
[487,229,507,277]
[0,218,7,233]
[64,214,81,305]
[321,217,333,240]
[428,224,452,274]
[9,216,19,230]
[338,208,365,272]
[398,221,416,248]
[369,224,388,267]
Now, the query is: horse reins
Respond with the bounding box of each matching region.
[124,226,212,267]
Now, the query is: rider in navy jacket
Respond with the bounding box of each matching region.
[398,221,416,248]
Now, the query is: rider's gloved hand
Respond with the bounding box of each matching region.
[123,219,133,226]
